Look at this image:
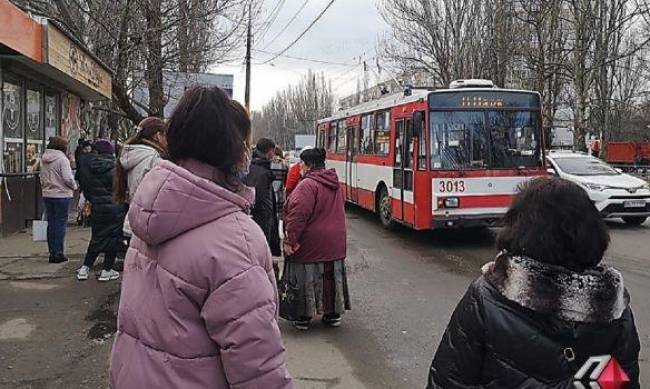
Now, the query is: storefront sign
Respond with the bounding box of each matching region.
[47,25,111,98]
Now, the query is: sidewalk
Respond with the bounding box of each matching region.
[0,225,366,389]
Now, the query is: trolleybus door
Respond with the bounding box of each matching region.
[346,126,358,203]
[392,119,414,223]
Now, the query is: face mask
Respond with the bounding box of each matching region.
[236,146,252,182]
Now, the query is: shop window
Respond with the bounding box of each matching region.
[2,79,23,174]
[336,120,346,153]
[45,94,59,140]
[360,114,374,154]
[374,111,390,155]
[26,88,42,172]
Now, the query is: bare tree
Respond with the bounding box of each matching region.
[253,71,334,149]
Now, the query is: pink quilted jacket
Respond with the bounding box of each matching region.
[110,159,293,389]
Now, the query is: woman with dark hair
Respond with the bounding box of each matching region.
[40,136,77,263]
[426,177,640,389]
[110,86,293,389]
[283,148,351,330]
[114,116,167,238]
[76,140,126,282]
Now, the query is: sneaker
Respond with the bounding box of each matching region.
[293,319,310,331]
[98,269,120,282]
[322,314,342,328]
[76,266,90,281]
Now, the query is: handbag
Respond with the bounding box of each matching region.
[32,212,48,242]
[278,257,301,321]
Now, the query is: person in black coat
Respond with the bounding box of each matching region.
[75,139,126,282]
[245,138,281,256]
[427,177,640,389]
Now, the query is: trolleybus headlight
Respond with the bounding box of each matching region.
[443,197,460,208]
[437,197,460,208]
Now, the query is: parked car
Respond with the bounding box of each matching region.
[546,150,650,225]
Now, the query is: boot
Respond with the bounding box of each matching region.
[50,254,68,264]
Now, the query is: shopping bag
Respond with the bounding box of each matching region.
[32,214,47,242]
[278,257,300,321]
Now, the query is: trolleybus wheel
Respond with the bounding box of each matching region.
[378,187,397,230]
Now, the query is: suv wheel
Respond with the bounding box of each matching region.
[622,216,647,226]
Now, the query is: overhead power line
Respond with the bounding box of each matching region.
[261,0,310,50]
[252,49,353,66]
[261,0,337,64]
[255,0,286,43]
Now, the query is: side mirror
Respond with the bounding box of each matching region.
[547,168,557,176]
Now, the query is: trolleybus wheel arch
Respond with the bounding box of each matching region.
[377,185,397,230]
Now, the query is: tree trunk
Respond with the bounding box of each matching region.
[145,0,165,117]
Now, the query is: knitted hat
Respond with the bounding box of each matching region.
[94,139,115,155]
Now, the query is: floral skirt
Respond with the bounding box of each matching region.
[283,259,351,319]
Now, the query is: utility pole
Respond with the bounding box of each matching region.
[313,72,318,134]
[244,1,252,111]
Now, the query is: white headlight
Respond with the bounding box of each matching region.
[583,182,607,191]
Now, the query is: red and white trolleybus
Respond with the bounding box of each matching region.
[316,79,546,230]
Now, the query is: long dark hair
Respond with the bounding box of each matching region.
[166,86,251,186]
[496,177,610,272]
[113,117,166,204]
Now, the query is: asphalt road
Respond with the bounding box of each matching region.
[328,206,650,388]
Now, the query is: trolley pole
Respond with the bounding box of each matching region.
[244,1,252,111]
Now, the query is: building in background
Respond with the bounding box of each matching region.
[132,71,233,118]
[0,0,111,235]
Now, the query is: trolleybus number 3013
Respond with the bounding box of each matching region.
[438,180,466,193]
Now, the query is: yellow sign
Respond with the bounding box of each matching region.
[47,25,111,98]
[461,96,504,108]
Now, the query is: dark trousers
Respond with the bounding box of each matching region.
[44,197,72,256]
[83,250,116,271]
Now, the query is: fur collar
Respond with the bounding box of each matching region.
[482,253,628,323]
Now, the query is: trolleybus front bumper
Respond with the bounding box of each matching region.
[432,212,505,229]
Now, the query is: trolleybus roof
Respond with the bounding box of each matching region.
[319,87,540,124]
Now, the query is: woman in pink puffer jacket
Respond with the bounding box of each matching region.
[110,86,293,389]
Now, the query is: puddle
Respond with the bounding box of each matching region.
[86,290,119,342]
[0,318,35,340]
[9,281,59,291]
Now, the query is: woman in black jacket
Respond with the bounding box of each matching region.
[76,139,126,282]
[427,177,640,389]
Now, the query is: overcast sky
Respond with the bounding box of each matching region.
[211,0,389,111]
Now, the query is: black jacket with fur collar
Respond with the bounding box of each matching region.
[427,253,640,389]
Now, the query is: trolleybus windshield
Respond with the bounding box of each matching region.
[429,92,542,170]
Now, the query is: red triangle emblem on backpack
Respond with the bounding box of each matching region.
[597,358,630,389]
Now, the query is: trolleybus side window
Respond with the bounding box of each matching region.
[405,119,413,169]
[317,128,326,148]
[413,111,427,170]
[374,110,390,155]
[327,124,336,152]
[336,120,346,153]
[360,114,374,154]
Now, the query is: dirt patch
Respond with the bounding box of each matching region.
[86,290,120,342]
[0,318,35,340]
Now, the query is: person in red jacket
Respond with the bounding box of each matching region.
[283,148,351,330]
[284,146,312,197]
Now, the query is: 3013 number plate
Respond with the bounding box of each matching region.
[438,180,466,193]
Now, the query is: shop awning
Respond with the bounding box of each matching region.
[0,0,112,101]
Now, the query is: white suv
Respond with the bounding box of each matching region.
[546,151,650,226]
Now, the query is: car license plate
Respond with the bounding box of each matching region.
[623,200,646,208]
